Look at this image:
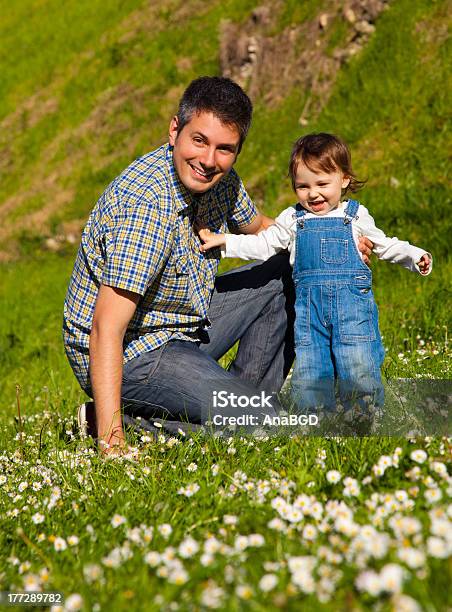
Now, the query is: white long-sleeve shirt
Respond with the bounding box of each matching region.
[225,201,432,275]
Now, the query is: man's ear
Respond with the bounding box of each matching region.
[168,115,179,146]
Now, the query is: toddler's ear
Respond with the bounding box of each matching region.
[342,175,351,190]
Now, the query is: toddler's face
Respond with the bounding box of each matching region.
[294,162,350,215]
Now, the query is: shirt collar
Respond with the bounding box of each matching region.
[165,143,200,213]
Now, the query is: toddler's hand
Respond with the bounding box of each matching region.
[418,254,431,275]
[198,228,226,253]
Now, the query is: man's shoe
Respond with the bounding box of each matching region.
[77,402,97,438]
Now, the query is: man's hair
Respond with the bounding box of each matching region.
[176,76,253,152]
[288,132,366,194]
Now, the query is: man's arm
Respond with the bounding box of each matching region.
[238,212,275,235]
[90,284,140,454]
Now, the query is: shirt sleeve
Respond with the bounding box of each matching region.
[225,169,259,231]
[225,206,296,260]
[102,193,172,295]
[355,205,433,275]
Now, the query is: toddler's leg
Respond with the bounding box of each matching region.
[291,347,336,413]
[333,285,385,418]
[290,286,335,413]
[332,340,384,412]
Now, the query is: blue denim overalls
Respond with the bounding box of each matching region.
[290,199,385,413]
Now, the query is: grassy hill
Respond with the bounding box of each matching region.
[0,0,450,406]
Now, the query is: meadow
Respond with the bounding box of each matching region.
[0,0,450,609]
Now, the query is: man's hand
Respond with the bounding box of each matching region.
[98,430,126,457]
[199,228,226,252]
[90,285,140,454]
[358,236,373,266]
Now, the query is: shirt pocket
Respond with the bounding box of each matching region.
[320,238,349,264]
[156,243,192,309]
[174,252,190,276]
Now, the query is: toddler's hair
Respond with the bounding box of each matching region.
[288,132,366,194]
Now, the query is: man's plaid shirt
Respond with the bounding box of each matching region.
[63,143,257,391]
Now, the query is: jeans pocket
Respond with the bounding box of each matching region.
[122,349,163,383]
[294,285,311,346]
[320,238,348,264]
[338,284,376,343]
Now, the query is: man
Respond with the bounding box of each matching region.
[63,76,371,453]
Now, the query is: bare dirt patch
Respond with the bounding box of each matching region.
[220,0,391,119]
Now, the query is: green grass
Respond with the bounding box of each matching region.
[275,0,327,30]
[0,422,450,610]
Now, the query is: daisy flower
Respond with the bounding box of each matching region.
[158,524,172,539]
[65,594,83,611]
[178,537,199,558]
[427,536,449,558]
[259,573,278,592]
[326,470,341,484]
[410,449,427,464]
[111,514,127,528]
[53,537,67,552]
[144,551,161,567]
[32,513,45,525]
[168,567,188,585]
[379,563,404,593]
[235,585,253,599]
[425,488,442,504]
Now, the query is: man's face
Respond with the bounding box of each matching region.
[169,111,241,194]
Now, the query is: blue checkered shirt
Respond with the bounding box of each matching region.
[63,144,257,391]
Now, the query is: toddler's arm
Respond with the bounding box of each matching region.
[199,229,226,252]
[356,206,432,275]
[200,207,295,261]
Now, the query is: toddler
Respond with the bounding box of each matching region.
[199,133,431,416]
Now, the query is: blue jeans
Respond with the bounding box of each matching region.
[291,283,385,414]
[121,253,295,431]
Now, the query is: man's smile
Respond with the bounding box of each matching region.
[188,162,217,181]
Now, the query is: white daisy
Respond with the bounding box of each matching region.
[326,470,341,484]
[410,449,427,464]
[259,573,278,592]
[110,514,126,528]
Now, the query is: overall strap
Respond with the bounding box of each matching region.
[293,202,308,228]
[344,199,360,224]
